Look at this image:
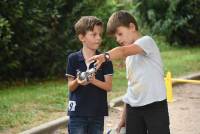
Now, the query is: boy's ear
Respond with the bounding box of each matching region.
[78,34,84,42]
[129,23,136,32]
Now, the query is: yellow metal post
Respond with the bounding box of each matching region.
[165,72,173,102]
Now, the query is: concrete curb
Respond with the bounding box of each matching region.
[20,116,68,134]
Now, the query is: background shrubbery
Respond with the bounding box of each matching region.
[134,0,200,45]
[0,0,199,81]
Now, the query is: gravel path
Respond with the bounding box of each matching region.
[104,84,200,134]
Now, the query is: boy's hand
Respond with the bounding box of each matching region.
[88,73,96,84]
[88,54,105,70]
[116,120,125,134]
[76,77,89,86]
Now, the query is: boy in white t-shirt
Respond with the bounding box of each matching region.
[89,10,170,134]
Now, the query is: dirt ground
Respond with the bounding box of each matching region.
[104,84,200,134]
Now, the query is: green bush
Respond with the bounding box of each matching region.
[134,0,200,46]
[0,0,118,81]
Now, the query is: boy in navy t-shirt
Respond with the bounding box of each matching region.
[66,16,113,134]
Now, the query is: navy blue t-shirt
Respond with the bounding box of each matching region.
[66,50,113,117]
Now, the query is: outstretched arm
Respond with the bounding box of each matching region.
[108,44,144,60]
[89,44,144,69]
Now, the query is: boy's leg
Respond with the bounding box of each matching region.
[126,104,147,134]
[87,116,104,134]
[68,116,87,134]
[144,100,170,134]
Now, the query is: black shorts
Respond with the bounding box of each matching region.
[126,100,170,134]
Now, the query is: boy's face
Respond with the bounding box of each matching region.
[79,25,103,50]
[114,24,136,46]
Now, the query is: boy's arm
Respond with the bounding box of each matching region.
[68,76,90,92]
[90,75,112,91]
[89,44,144,69]
[108,44,144,60]
[116,104,126,133]
[68,77,79,92]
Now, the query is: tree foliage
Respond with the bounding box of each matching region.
[0,0,199,81]
[134,0,200,46]
[0,0,117,81]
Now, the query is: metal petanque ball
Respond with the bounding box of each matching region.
[77,67,96,82]
[107,127,126,134]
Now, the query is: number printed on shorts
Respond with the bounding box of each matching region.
[68,101,76,111]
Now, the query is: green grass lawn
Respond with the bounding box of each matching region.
[162,47,200,76]
[0,81,67,133]
[0,46,200,133]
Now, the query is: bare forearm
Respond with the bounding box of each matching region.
[120,104,126,123]
[89,44,143,69]
[68,79,79,92]
[91,79,112,92]
[108,47,125,61]
[108,45,144,61]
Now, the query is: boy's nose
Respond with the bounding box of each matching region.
[96,35,102,40]
[116,37,121,43]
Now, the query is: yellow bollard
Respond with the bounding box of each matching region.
[165,71,173,102]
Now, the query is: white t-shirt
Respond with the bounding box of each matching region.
[123,36,166,107]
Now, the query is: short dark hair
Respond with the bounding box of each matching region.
[107,10,138,35]
[74,16,103,35]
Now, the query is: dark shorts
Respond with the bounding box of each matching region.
[126,100,170,134]
[68,116,104,134]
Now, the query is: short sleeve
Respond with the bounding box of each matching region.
[102,61,114,76]
[134,36,156,55]
[66,54,76,77]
